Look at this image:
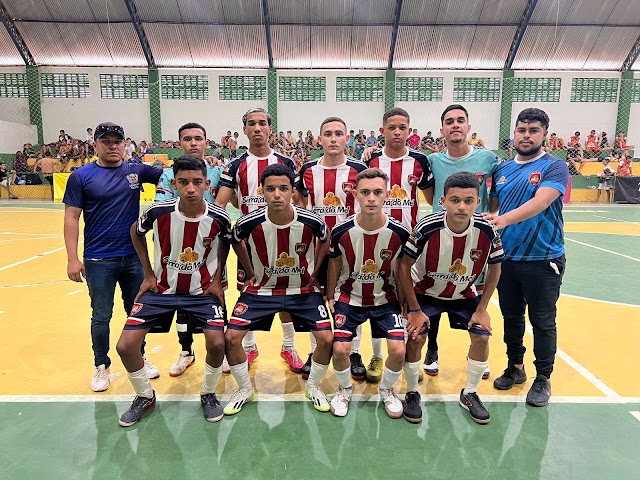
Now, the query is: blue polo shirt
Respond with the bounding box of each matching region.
[63,162,162,258]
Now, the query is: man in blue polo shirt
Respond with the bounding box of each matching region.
[484,108,569,407]
[63,122,163,392]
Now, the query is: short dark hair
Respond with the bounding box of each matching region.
[440,104,469,124]
[260,163,294,187]
[515,108,550,130]
[320,116,347,134]
[242,107,272,126]
[575,131,580,136]
[383,107,410,124]
[172,155,207,177]
[443,171,480,195]
[356,167,389,186]
[178,122,206,139]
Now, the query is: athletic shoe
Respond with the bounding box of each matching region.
[483,367,490,380]
[245,347,259,368]
[526,375,551,407]
[144,357,160,379]
[379,387,403,419]
[305,385,330,412]
[366,356,384,383]
[301,353,312,380]
[201,393,223,422]
[221,356,231,374]
[459,389,491,424]
[493,364,527,390]
[330,385,353,417]
[423,349,439,376]
[403,391,422,423]
[280,346,304,373]
[349,353,366,381]
[169,352,195,377]
[118,394,156,427]
[223,387,255,416]
[91,365,110,392]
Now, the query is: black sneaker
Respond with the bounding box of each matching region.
[201,393,223,422]
[526,375,551,407]
[493,364,527,390]
[403,391,422,423]
[459,389,490,424]
[349,353,366,381]
[119,393,156,427]
[423,349,439,376]
[301,353,313,381]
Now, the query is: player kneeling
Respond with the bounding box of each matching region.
[327,168,411,418]
[224,164,334,415]
[398,171,504,424]
[116,156,251,427]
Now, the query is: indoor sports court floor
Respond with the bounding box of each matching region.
[0,201,639,479]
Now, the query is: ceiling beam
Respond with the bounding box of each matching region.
[387,0,404,69]
[504,0,539,70]
[261,0,274,69]
[123,0,155,68]
[0,1,35,65]
[621,33,640,71]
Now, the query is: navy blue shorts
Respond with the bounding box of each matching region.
[415,295,489,337]
[124,292,226,333]
[332,301,405,342]
[228,292,332,332]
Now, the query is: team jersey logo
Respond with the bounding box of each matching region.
[529,172,541,186]
[265,253,306,276]
[244,185,266,206]
[256,186,264,196]
[165,247,204,273]
[127,173,139,189]
[361,259,379,274]
[408,174,419,186]
[389,184,408,199]
[448,259,467,276]
[233,302,248,316]
[322,192,342,207]
[202,237,214,248]
[315,192,349,216]
[380,249,393,261]
[179,247,199,263]
[351,259,384,282]
[295,242,309,255]
[335,314,346,328]
[210,187,217,198]
[384,184,414,208]
[275,252,295,268]
[470,249,483,261]
[496,175,506,185]
[131,302,143,315]
[475,172,485,184]
[342,182,355,194]
[237,269,246,282]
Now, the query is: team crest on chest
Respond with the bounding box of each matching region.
[529,172,541,186]
[475,172,485,185]
[342,182,355,194]
[322,192,341,207]
[233,302,248,316]
[470,249,483,261]
[295,242,309,255]
[408,174,419,186]
[127,173,139,189]
[210,187,217,198]
[131,302,143,315]
[335,314,346,328]
[202,237,214,248]
[380,249,393,261]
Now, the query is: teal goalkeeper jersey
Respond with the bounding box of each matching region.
[155,164,223,203]
[427,147,499,213]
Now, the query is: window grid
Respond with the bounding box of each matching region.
[162,75,209,100]
[395,77,443,102]
[0,73,28,98]
[336,77,384,102]
[100,74,149,99]
[219,76,267,100]
[279,76,325,101]
[41,73,90,98]
[512,78,561,102]
[453,77,501,102]
[632,79,640,103]
[570,78,619,103]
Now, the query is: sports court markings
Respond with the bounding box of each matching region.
[67,290,83,295]
[0,246,69,272]
[561,293,639,308]
[630,411,640,422]
[593,214,640,226]
[564,237,640,263]
[489,298,621,399]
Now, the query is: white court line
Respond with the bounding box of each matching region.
[0,394,638,404]
[67,290,83,295]
[565,237,640,263]
[630,411,640,422]
[561,293,640,309]
[593,215,640,226]
[489,298,621,399]
[0,246,68,272]
[0,237,65,244]
[0,232,64,237]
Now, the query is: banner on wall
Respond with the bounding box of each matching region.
[53,173,157,203]
[613,176,640,204]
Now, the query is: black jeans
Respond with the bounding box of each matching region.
[497,256,565,378]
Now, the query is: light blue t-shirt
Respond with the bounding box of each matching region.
[154,164,223,203]
[427,147,499,213]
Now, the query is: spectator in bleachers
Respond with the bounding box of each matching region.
[286,130,295,146]
[229,131,238,159]
[467,132,485,148]
[33,153,61,184]
[594,158,614,203]
[13,151,28,184]
[548,133,565,151]
[585,129,599,157]
[305,130,316,150]
[377,130,385,148]
[614,132,634,152]
[0,162,18,198]
[598,132,610,152]
[421,131,436,151]
[616,152,632,176]
[221,130,231,150]
[407,128,420,148]
[354,129,366,158]
[57,129,72,148]
[347,129,355,156]
[366,130,378,148]
[85,128,94,147]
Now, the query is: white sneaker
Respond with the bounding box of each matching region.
[144,357,160,379]
[379,387,403,419]
[91,365,110,392]
[483,367,491,380]
[305,385,330,412]
[168,351,194,377]
[330,386,352,417]
[222,356,231,374]
[223,386,255,415]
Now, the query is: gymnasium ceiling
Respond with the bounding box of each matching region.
[0,0,639,70]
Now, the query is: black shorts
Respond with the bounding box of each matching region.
[332,301,405,342]
[125,292,225,333]
[415,295,489,337]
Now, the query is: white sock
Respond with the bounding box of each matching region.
[404,361,421,393]
[127,367,154,399]
[351,325,362,354]
[282,322,296,349]
[463,358,488,395]
[372,337,383,359]
[201,362,222,395]
[379,366,402,391]
[243,331,256,350]
[334,367,352,389]
[309,332,317,353]
[230,360,252,391]
[307,359,329,389]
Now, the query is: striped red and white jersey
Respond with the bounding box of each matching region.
[232,205,328,296]
[136,199,233,295]
[294,156,367,230]
[403,211,504,300]
[367,147,433,229]
[329,214,410,307]
[218,149,296,215]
